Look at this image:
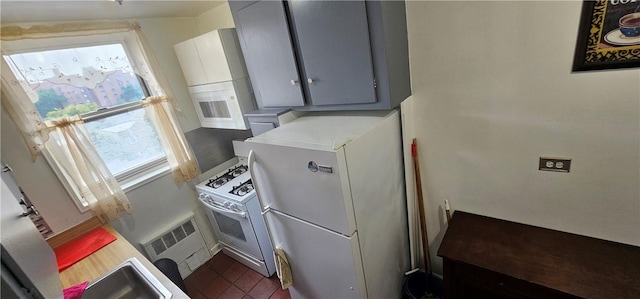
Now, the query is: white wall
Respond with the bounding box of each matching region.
[138,17,202,132]
[109,158,237,256]
[405,1,640,274]
[196,2,235,34]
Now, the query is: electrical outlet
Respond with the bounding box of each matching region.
[539,157,571,173]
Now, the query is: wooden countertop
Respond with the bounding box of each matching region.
[58,225,188,298]
[437,211,640,299]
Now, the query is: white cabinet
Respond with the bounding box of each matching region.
[174,29,255,130]
[174,40,206,86]
[174,29,248,86]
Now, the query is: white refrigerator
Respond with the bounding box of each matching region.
[1,168,62,298]
[246,110,409,299]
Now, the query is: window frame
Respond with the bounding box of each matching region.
[2,32,171,212]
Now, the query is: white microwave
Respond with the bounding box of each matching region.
[189,79,255,130]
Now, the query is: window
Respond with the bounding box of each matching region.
[2,24,199,218]
[3,42,167,206]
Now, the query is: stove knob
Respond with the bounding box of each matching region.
[230,204,240,212]
[224,201,232,208]
[199,193,212,202]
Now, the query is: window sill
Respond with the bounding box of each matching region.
[75,164,170,214]
[120,163,171,193]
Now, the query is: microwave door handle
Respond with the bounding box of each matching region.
[248,150,279,250]
[204,201,247,218]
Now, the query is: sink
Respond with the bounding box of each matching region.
[82,257,172,299]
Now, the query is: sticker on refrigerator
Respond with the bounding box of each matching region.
[318,165,333,173]
[308,161,333,174]
[308,161,318,172]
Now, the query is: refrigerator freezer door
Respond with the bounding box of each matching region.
[1,171,62,298]
[249,143,356,235]
[265,210,366,299]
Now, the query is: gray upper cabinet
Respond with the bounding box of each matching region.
[230,0,411,111]
[235,1,305,107]
[289,1,376,106]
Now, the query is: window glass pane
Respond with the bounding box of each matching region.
[84,109,164,175]
[6,44,145,120]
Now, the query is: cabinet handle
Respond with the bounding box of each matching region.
[290,80,298,85]
[307,78,314,84]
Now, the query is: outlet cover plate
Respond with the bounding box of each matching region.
[539,157,571,173]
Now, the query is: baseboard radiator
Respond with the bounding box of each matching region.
[140,213,211,278]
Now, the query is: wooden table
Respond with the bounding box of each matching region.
[437,211,640,299]
[58,225,188,298]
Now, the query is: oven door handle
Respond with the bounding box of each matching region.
[204,201,247,218]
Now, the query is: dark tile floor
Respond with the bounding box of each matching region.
[185,252,291,299]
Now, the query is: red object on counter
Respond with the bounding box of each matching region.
[62,281,89,299]
[54,227,116,272]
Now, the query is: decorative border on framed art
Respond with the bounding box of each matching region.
[573,0,640,71]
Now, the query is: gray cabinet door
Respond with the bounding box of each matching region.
[290,0,376,106]
[236,1,305,108]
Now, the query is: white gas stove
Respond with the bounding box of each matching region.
[196,162,275,277]
[196,163,254,206]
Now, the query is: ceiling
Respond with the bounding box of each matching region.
[1,0,226,25]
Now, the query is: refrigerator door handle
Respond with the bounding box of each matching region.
[248,150,279,250]
[248,150,272,213]
[260,206,272,216]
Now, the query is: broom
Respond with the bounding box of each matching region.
[411,138,438,298]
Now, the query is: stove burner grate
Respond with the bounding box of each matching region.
[230,165,249,177]
[204,164,248,189]
[229,179,254,197]
[206,173,233,189]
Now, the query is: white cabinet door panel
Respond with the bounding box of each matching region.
[195,31,233,84]
[174,40,207,86]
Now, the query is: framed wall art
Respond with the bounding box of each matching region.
[573,0,640,71]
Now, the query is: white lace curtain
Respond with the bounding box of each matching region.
[142,96,199,184]
[1,21,185,151]
[1,21,199,222]
[46,116,132,223]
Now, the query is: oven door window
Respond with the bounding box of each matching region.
[213,211,246,242]
[208,207,263,259]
